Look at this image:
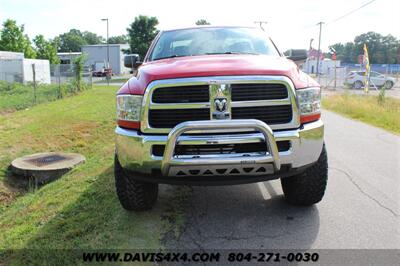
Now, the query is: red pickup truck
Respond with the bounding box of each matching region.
[115,26,327,211]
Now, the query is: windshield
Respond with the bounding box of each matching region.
[149,27,279,61]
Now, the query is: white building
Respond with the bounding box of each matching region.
[81,44,130,75]
[0,51,24,60]
[0,51,51,84]
[302,58,341,75]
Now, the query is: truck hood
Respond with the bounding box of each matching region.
[124,54,319,94]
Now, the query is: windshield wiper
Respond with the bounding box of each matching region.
[205,51,260,55]
[153,54,188,61]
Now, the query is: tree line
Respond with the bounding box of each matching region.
[329,32,400,64]
[0,19,132,64]
[0,17,218,65]
[0,15,180,65]
[10,17,400,65]
[0,17,155,64]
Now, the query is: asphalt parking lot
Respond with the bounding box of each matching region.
[160,110,399,251]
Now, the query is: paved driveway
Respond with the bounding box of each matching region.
[161,111,399,251]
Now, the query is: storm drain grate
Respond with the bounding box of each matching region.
[26,154,68,167]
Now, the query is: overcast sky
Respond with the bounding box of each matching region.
[1,0,399,51]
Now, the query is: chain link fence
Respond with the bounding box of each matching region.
[317,66,399,90]
[50,64,92,96]
[0,72,24,84]
[0,64,92,112]
[317,67,349,88]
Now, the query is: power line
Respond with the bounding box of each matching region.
[312,0,376,54]
[327,0,377,24]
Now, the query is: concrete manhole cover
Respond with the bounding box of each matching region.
[11,152,85,184]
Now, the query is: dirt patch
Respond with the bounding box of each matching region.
[0,178,25,207]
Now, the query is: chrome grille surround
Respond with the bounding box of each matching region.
[140,76,300,134]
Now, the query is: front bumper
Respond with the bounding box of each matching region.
[115,119,324,184]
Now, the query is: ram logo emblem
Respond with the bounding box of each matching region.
[211,84,231,120]
[214,98,227,112]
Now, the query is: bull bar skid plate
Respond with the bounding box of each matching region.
[161,119,281,176]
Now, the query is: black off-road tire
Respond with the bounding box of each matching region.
[281,144,328,206]
[114,155,158,211]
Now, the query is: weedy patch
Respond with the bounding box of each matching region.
[322,94,400,134]
[0,81,89,113]
[377,87,386,105]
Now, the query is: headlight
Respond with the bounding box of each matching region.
[296,87,321,123]
[116,95,143,129]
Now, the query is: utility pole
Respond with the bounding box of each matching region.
[32,64,36,104]
[330,47,337,89]
[334,61,337,88]
[308,38,314,74]
[316,22,324,79]
[254,21,268,31]
[101,18,110,85]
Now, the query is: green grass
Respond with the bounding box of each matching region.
[0,85,187,264]
[0,81,89,113]
[94,77,129,84]
[322,94,400,134]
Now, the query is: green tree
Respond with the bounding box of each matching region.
[52,36,61,51]
[0,19,36,58]
[56,29,102,52]
[33,34,60,64]
[381,34,399,64]
[127,15,159,59]
[195,19,211,25]
[82,31,103,44]
[353,32,385,64]
[329,43,344,58]
[73,53,87,92]
[330,32,400,64]
[57,29,86,52]
[330,42,356,63]
[108,35,128,44]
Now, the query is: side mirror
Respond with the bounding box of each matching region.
[124,54,142,69]
[284,49,308,63]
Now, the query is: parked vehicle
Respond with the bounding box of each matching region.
[115,26,327,211]
[92,68,112,77]
[345,71,396,89]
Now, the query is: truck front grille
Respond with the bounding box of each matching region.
[143,76,299,133]
[149,109,210,128]
[152,140,291,157]
[152,84,287,103]
[231,83,288,101]
[149,105,293,128]
[232,105,292,124]
[152,85,209,103]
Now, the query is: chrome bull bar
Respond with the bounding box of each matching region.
[161,119,281,176]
